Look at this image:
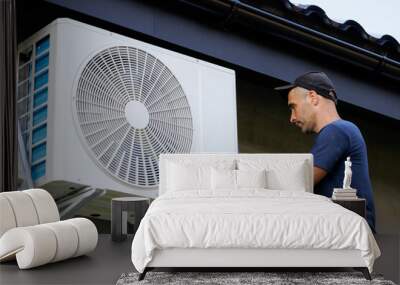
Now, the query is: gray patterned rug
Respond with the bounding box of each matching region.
[116,271,396,285]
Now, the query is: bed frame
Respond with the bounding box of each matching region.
[139,248,370,280]
[138,154,372,281]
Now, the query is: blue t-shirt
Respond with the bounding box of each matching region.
[311,119,376,232]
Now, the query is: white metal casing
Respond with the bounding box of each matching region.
[17,18,238,198]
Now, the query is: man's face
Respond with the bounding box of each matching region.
[287,88,316,134]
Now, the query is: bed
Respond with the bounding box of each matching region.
[131,153,380,280]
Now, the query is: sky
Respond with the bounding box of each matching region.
[291,0,400,42]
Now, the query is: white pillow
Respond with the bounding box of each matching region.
[210,168,236,190]
[267,167,307,192]
[236,169,267,188]
[165,159,235,192]
[211,168,268,190]
[237,159,308,192]
[167,162,210,191]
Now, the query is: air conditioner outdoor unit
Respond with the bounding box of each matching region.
[17,18,238,198]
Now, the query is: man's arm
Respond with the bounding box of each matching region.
[313,166,327,185]
[311,126,349,186]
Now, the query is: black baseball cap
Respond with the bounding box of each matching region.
[274,71,338,104]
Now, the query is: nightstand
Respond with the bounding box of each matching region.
[111,197,150,242]
[331,198,366,218]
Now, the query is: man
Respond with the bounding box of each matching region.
[275,71,376,232]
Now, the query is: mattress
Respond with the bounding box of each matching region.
[131,190,380,273]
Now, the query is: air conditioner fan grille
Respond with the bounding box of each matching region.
[74,46,193,187]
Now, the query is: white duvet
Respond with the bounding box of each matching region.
[131,190,380,273]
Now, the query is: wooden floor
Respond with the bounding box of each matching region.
[0,234,398,285]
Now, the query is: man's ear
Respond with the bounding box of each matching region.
[308,90,319,106]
